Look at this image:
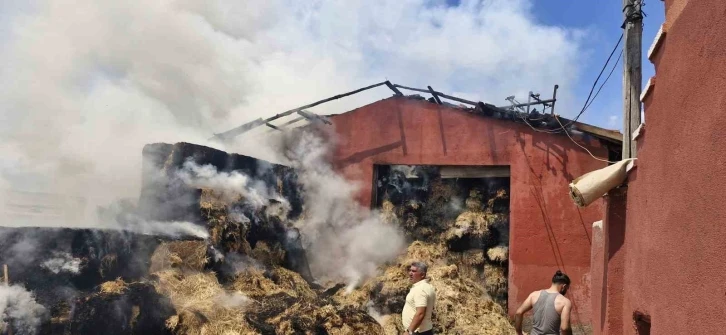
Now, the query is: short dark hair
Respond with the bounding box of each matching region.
[552,270,570,285]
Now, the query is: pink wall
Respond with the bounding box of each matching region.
[598,0,726,333]
[327,97,612,325]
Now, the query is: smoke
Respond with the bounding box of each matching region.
[176,159,287,210]
[0,0,583,221]
[40,252,81,275]
[214,292,251,309]
[0,284,48,335]
[280,129,406,287]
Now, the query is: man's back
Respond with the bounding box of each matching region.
[530,290,565,335]
[514,270,572,335]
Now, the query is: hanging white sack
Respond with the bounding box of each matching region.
[569,159,636,207]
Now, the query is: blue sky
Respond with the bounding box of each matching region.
[531,0,665,130]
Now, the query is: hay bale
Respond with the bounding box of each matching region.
[154,269,256,335]
[70,282,175,335]
[445,210,499,251]
[100,253,119,279]
[484,264,508,304]
[250,241,285,267]
[99,278,128,295]
[487,246,509,263]
[231,266,316,301]
[149,241,208,274]
[379,314,403,334]
[461,250,486,267]
[344,242,516,334]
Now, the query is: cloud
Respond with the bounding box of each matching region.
[0,0,583,227]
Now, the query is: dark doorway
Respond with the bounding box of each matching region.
[373,164,511,310]
[633,312,651,335]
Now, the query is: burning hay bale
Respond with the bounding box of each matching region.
[99,277,128,295]
[487,246,509,263]
[231,266,316,301]
[149,241,209,274]
[484,264,508,307]
[250,241,286,267]
[339,242,515,335]
[153,269,256,334]
[231,266,383,334]
[70,280,175,335]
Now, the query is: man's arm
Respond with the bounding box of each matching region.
[514,292,534,335]
[405,289,429,334]
[559,299,572,335]
[406,307,426,333]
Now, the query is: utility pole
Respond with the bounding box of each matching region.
[3,264,11,335]
[622,0,643,159]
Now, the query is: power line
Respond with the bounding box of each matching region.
[584,50,623,112]
[571,33,624,123]
[555,115,616,163]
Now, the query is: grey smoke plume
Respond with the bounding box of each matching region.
[0,284,48,335]
[214,292,251,309]
[0,0,583,224]
[280,129,406,287]
[176,159,288,210]
[40,252,81,275]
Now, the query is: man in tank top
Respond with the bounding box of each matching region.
[514,270,573,335]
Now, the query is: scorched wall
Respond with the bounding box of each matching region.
[327,97,611,326]
[596,0,726,333]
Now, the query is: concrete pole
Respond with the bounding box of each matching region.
[622,0,643,158]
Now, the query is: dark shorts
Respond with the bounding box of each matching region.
[415,330,434,335]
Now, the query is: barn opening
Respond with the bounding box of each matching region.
[372,164,511,310]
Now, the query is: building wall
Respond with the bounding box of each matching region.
[327,97,610,325]
[598,0,726,333]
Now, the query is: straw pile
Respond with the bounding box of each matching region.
[201,188,252,254]
[336,242,515,335]
[153,270,256,335]
[70,279,175,335]
[99,277,128,295]
[149,241,209,274]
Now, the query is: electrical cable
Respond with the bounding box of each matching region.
[569,33,624,124]
[555,115,616,163]
[584,50,623,111]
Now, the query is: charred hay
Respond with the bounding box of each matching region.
[69,280,175,335]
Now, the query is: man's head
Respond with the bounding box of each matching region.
[408,261,428,283]
[551,270,571,295]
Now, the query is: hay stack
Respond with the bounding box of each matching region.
[249,241,286,267]
[487,246,509,263]
[71,281,175,335]
[149,241,209,273]
[154,269,256,335]
[201,189,253,254]
[340,242,515,335]
[231,266,316,301]
[484,263,508,306]
[99,277,128,295]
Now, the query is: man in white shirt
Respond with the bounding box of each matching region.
[401,261,436,335]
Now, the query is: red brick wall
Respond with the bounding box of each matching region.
[600,0,726,333]
[327,97,610,325]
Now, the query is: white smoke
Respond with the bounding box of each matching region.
[0,0,583,224]
[176,159,287,210]
[120,220,209,239]
[214,292,251,309]
[40,252,82,275]
[0,284,47,335]
[281,129,406,287]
